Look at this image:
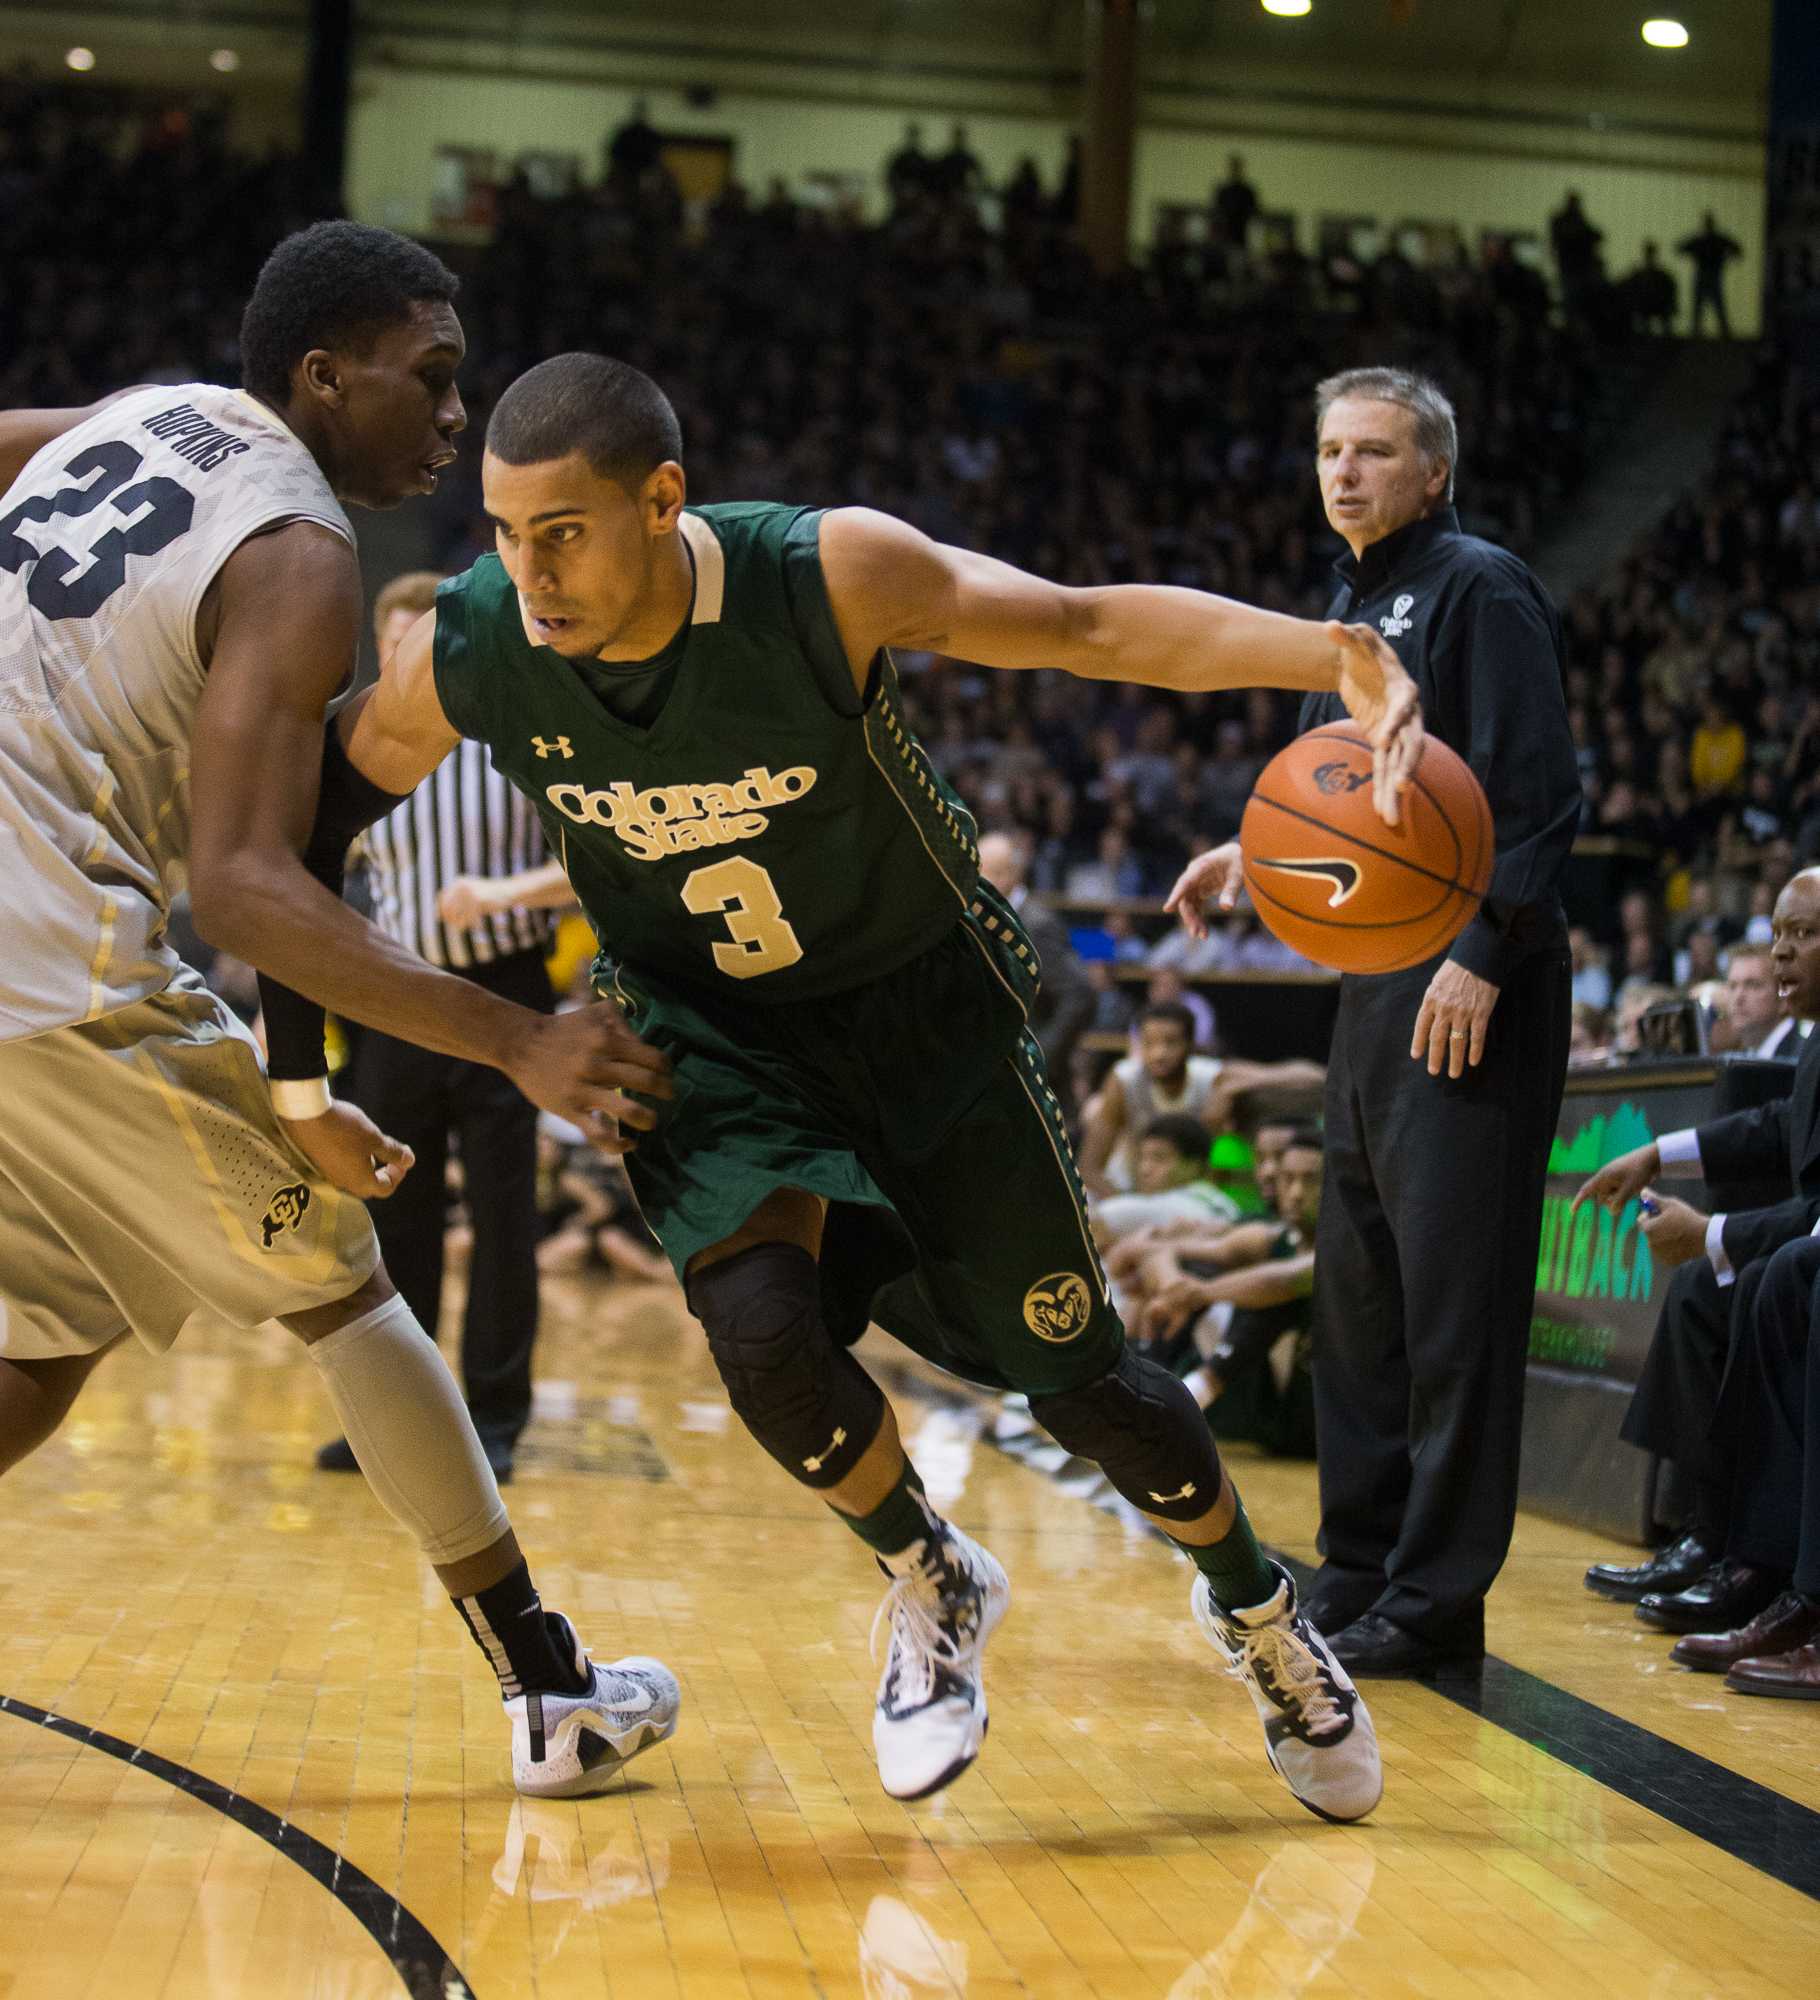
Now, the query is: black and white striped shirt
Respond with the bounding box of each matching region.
[363,740,554,968]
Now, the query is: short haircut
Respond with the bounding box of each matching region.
[239,221,459,405]
[1314,366,1459,502]
[1139,1114,1211,1165]
[1279,1123,1325,1156]
[1726,943,1773,972]
[486,352,683,489]
[374,569,444,635]
[1137,1001,1196,1040]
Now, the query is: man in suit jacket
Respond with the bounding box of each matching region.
[978,832,1095,1115]
[1573,869,1820,1629]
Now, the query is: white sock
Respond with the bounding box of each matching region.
[306,1292,509,1564]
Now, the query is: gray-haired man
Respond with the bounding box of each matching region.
[1169,367,1581,1674]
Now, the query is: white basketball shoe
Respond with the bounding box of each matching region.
[1193,1562,1383,1823]
[871,1525,1010,1800]
[506,1613,681,1799]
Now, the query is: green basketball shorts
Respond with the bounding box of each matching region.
[603,892,1124,1397]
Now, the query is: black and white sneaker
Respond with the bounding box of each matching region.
[506,1613,680,1799]
[1193,1563,1383,1823]
[871,1526,1010,1801]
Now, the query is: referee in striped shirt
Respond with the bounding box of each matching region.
[316,572,575,1483]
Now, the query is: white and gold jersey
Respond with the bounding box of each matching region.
[0,384,352,1039]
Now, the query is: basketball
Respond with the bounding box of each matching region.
[1239,726,1494,974]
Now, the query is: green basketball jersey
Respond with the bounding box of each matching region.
[431,503,987,1003]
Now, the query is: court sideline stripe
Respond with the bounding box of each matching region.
[879,1363,1820,1907]
[0,1693,477,2000]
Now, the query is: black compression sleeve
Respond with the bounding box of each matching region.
[258,728,412,1081]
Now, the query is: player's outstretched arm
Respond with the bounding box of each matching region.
[188,524,669,1137]
[818,507,1422,824]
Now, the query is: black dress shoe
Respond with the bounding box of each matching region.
[1585,1530,1717,1603]
[1327,1612,1485,1679]
[1302,1567,1385,1635]
[1635,1559,1785,1634]
[315,1436,360,1473]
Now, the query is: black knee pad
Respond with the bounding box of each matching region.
[685,1242,885,1488]
[1029,1347,1223,1523]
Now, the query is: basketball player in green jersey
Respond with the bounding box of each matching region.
[301,352,1421,1822]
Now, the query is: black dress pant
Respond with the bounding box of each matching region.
[1621,1252,1772,1546]
[343,947,552,1447]
[1721,1235,1820,1595]
[1311,944,1571,1642]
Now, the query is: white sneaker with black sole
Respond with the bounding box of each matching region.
[507,1613,681,1799]
[1193,1562,1382,1823]
[871,1525,1010,1801]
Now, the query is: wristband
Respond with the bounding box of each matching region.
[271,1075,333,1121]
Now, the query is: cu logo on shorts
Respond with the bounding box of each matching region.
[260,1181,312,1248]
[1023,1271,1093,1343]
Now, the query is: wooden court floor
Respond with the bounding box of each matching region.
[2,1273,1817,1999]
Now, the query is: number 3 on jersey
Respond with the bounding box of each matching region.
[682,856,804,980]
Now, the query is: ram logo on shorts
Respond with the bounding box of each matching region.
[260,1181,312,1248]
[1023,1271,1093,1343]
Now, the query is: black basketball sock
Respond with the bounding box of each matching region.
[452,1559,590,1698]
[837,1461,939,1562]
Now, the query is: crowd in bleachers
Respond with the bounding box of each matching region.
[6,73,1809,1076]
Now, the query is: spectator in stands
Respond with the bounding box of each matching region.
[1082,1001,1225,1196]
[978,831,1094,1114]
[884,122,931,208]
[1092,1111,1240,1252]
[605,99,664,185]
[1142,968,1216,1051]
[1085,959,1135,1037]
[1569,926,1613,1011]
[1143,1126,1323,1459]
[1568,1000,1611,1061]
[1690,694,1748,801]
[1548,191,1605,321]
[1622,241,1678,335]
[1710,943,1800,1058]
[933,123,984,202]
[1678,212,1743,337]
[1211,155,1260,250]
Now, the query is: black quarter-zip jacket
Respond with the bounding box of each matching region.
[1298,507,1582,986]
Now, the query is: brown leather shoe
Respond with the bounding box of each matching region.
[1725,1635,1820,1698]
[1670,1591,1820,1673]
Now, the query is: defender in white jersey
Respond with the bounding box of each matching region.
[0,222,680,1796]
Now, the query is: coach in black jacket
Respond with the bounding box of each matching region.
[1577,870,1820,1624]
[1169,366,1580,1674]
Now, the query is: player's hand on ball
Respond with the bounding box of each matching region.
[1637,1192,1709,1268]
[508,1004,673,1152]
[1411,959,1500,1077]
[1164,842,1243,941]
[1570,1141,1660,1218]
[1329,622,1423,827]
[280,1100,415,1199]
[437,876,497,929]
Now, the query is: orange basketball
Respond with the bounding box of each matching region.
[1239,727,1493,974]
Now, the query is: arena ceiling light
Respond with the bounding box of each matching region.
[1641,18,1689,46]
[1261,0,1313,17]
[210,48,240,72]
[64,45,95,70]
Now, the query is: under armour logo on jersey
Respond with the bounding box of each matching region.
[1379,592,1416,639]
[1250,856,1362,908]
[802,1427,847,1474]
[532,736,574,760]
